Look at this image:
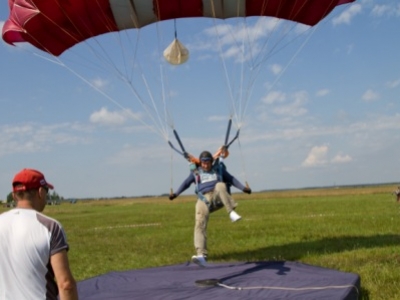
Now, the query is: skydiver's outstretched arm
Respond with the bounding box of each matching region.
[169,173,195,200]
[221,169,251,194]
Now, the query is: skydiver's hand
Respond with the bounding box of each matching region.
[243,187,252,194]
[169,193,177,201]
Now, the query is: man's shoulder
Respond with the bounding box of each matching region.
[36,212,63,229]
[0,208,33,220]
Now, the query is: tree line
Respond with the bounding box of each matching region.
[3,191,64,206]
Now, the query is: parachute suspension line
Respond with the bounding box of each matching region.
[170,147,175,196]
[236,26,246,127]
[253,0,309,67]
[32,4,172,140]
[120,24,141,86]
[76,2,174,141]
[252,22,303,70]
[212,18,244,129]
[16,20,165,139]
[90,21,171,140]
[99,25,170,140]
[52,56,164,138]
[234,18,265,125]
[237,19,257,127]
[207,15,261,128]
[238,19,316,122]
[257,0,299,65]
[218,17,258,128]
[209,3,237,120]
[237,137,249,188]
[133,72,170,139]
[93,30,167,136]
[157,20,176,133]
[267,24,318,93]
[119,23,169,141]
[23,35,174,159]
[58,1,133,78]
[226,17,251,127]
[174,19,178,39]
[97,27,170,139]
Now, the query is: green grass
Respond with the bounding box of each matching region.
[2,185,399,299]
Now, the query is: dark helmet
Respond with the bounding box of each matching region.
[199,151,213,163]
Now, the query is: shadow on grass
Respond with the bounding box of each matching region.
[213,234,400,262]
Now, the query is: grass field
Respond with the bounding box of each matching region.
[2,184,400,299]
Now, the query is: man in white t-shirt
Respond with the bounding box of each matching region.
[0,168,78,300]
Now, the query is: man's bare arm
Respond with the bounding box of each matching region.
[51,250,78,300]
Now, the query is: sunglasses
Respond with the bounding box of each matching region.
[43,186,49,193]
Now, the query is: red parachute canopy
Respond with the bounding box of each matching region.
[3,0,354,56]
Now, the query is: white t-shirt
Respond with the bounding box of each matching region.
[0,208,69,300]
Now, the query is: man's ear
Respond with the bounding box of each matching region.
[38,187,46,199]
[12,192,17,201]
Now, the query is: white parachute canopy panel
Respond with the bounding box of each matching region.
[163,38,189,65]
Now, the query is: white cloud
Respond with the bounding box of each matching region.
[362,89,380,102]
[91,78,109,90]
[208,115,228,122]
[203,20,272,63]
[106,143,170,166]
[270,64,282,75]
[302,145,328,167]
[272,91,308,117]
[106,144,146,165]
[386,78,400,88]
[331,154,352,164]
[90,107,129,126]
[316,89,330,97]
[262,91,286,104]
[371,5,391,17]
[0,123,91,157]
[200,17,306,64]
[371,3,400,17]
[332,4,362,25]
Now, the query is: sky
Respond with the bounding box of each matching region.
[1,0,399,200]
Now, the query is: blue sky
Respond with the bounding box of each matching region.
[1,0,399,199]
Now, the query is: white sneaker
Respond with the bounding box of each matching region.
[230,210,242,222]
[191,255,207,267]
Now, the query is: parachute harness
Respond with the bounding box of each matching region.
[191,163,211,209]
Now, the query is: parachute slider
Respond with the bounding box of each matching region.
[163,38,189,65]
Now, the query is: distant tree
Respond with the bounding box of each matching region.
[5,191,65,206]
[47,190,63,205]
[5,192,15,207]
[7,192,13,204]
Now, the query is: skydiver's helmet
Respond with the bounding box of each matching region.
[199,151,213,163]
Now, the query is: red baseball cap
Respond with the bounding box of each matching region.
[12,169,54,192]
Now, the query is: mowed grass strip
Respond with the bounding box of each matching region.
[2,184,399,299]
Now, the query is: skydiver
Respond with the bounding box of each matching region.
[394,186,400,202]
[169,150,251,267]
